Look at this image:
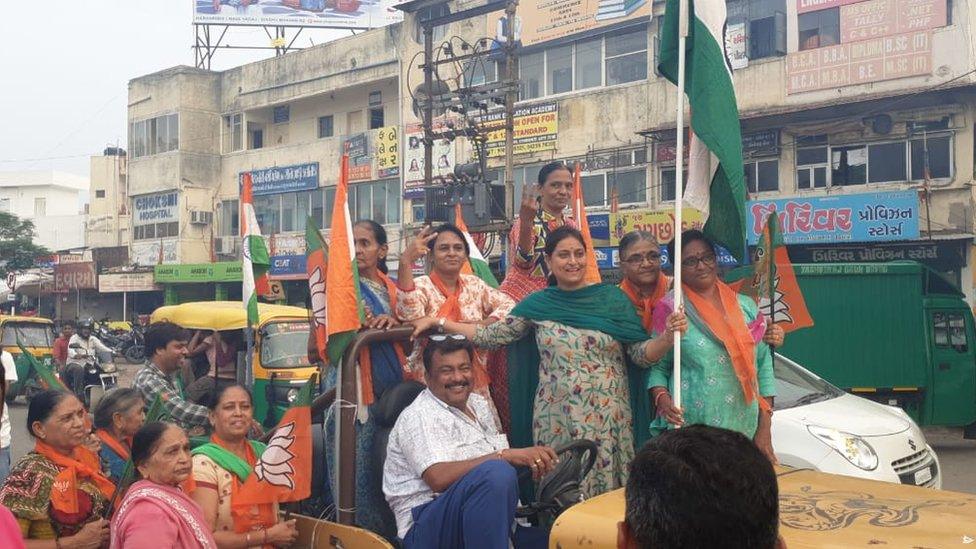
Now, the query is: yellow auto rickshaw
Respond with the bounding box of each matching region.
[150,301,317,425]
[0,315,56,403]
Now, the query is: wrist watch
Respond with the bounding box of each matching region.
[437,318,446,333]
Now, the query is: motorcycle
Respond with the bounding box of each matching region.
[66,343,119,407]
[117,324,145,364]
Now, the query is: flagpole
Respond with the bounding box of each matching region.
[672,0,689,412]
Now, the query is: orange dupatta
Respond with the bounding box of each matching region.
[357,272,412,408]
[34,439,116,514]
[683,281,771,412]
[209,436,276,538]
[95,429,130,461]
[619,275,670,333]
[429,271,464,321]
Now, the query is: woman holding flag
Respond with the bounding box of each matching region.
[397,223,516,425]
[0,390,112,547]
[618,231,672,333]
[189,384,298,548]
[411,227,687,497]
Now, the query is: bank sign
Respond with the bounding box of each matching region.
[244,163,319,196]
[133,191,178,227]
[747,190,920,245]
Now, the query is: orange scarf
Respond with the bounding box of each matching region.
[358,272,412,407]
[683,281,771,412]
[619,275,670,333]
[35,439,116,514]
[95,429,131,461]
[430,271,464,321]
[210,436,276,538]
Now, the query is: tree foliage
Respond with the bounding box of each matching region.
[0,211,51,276]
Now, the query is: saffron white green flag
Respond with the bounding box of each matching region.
[658,0,748,262]
[454,204,498,288]
[241,172,271,326]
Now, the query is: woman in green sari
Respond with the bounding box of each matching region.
[411,226,686,496]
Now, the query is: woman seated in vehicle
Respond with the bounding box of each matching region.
[648,230,781,463]
[111,422,216,548]
[320,220,410,540]
[190,384,298,548]
[0,390,114,547]
[411,226,687,497]
[93,388,145,484]
[397,223,516,425]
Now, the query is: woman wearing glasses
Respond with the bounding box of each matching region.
[411,226,686,497]
[617,231,671,334]
[648,230,780,463]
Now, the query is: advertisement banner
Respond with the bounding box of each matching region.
[840,0,947,43]
[131,240,178,267]
[376,125,400,178]
[587,213,611,247]
[609,208,706,246]
[192,0,405,30]
[798,0,866,14]
[404,122,456,198]
[726,22,749,70]
[488,0,651,48]
[271,233,306,256]
[133,191,179,227]
[344,133,372,181]
[478,103,559,158]
[787,30,932,94]
[270,255,308,280]
[98,272,161,293]
[54,262,97,292]
[747,190,920,245]
[154,262,242,284]
[244,163,319,196]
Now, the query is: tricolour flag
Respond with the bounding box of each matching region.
[454,204,499,288]
[658,0,748,262]
[325,155,366,364]
[241,172,271,326]
[305,216,329,363]
[571,163,602,284]
[232,378,314,527]
[16,340,66,392]
[727,212,814,333]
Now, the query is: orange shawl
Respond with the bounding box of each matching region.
[95,429,131,461]
[209,436,276,538]
[429,271,464,321]
[34,439,116,514]
[620,275,670,333]
[684,281,771,412]
[358,272,412,407]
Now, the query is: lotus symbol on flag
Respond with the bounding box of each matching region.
[255,422,297,489]
[309,267,327,328]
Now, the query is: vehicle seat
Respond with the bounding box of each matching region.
[371,381,426,535]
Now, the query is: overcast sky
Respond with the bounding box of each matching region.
[0,1,346,177]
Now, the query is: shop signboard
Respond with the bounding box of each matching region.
[269,255,308,280]
[404,121,456,198]
[798,0,870,14]
[99,272,161,293]
[487,0,651,48]
[344,133,372,181]
[55,262,97,292]
[789,240,967,270]
[840,0,947,43]
[747,190,920,245]
[477,103,559,158]
[154,262,243,283]
[726,22,749,69]
[133,191,179,227]
[376,125,400,178]
[131,240,178,267]
[610,208,706,246]
[244,163,319,196]
[587,213,611,247]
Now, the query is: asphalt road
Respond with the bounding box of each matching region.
[6,362,976,494]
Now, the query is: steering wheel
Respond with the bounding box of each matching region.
[515,439,598,520]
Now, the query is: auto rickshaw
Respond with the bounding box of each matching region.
[150,301,317,426]
[0,315,55,403]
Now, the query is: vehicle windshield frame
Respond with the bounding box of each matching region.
[259,320,313,369]
[773,355,845,411]
[0,322,54,348]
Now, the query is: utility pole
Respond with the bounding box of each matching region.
[503,0,519,221]
[423,26,434,210]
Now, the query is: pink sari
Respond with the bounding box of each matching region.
[110,480,216,549]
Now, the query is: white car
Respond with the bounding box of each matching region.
[771,355,942,489]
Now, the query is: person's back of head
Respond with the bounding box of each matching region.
[619,425,779,549]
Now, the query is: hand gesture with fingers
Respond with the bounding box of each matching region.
[403,225,438,264]
[518,184,541,222]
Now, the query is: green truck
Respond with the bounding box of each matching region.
[778,261,976,437]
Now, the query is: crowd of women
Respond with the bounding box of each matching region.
[0,161,784,547]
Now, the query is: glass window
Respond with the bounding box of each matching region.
[750,16,779,59]
[167,114,179,151]
[144,223,156,239]
[606,28,647,86]
[575,37,602,90]
[463,59,497,86]
[798,8,840,51]
[797,146,827,165]
[385,180,401,224]
[867,142,907,183]
[356,184,372,224]
[660,168,687,202]
[581,174,605,207]
[911,134,951,180]
[745,160,779,193]
[519,51,544,100]
[154,117,167,154]
[280,193,297,233]
[317,115,333,138]
[613,169,646,205]
[369,107,385,130]
[310,188,324,228]
[323,187,336,228]
[949,313,968,351]
[253,194,280,234]
[34,197,46,217]
[831,145,866,186]
[225,114,243,152]
[547,45,573,95]
[798,167,829,189]
[933,312,949,346]
[221,199,239,236]
[95,190,105,198]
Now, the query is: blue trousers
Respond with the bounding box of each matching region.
[404,460,518,549]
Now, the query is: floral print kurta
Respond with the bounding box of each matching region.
[474,316,652,497]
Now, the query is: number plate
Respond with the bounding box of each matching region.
[914,466,933,485]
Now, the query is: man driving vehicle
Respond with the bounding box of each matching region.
[63,318,115,402]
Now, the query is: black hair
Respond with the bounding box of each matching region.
[428,223,471,257]
[544,225,586,257]
[131,421,176,469]
[422,337,475,373]
[666,229,717,266]
[27,390,76,437]
[618,230,660,256]
[93,388,144,430]
[354,219,390,274]
[624,425,779,549]
[537,161,571,186]
[145,321,188,358]
[205,383,253,411]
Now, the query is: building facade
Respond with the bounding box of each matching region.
[0,170,88,251]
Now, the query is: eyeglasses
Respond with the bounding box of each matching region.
[622,252,662,266]
[681,253,717,268]
[428,333,468,342]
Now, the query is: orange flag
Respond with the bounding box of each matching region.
[571,163,602,284]
[325,155,366,364]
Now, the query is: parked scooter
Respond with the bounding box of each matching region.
[67,342,118,407]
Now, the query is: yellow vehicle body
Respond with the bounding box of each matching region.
[549,466,976,548]
[0,316,56,402]
[151,301,317,424]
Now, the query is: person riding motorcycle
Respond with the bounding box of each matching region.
[64,319,115,402]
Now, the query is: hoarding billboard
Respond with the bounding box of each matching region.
[487,0,651,48]
[193,0,404,29]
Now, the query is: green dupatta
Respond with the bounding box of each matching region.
[506,283,654,452]
[191,440,267,482]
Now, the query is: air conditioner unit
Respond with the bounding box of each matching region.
[214,236,239,255]
[190,210,214,225]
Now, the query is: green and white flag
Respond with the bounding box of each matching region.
[454,204,499,288]
[658,0,748,261]
[241,172,271,326]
